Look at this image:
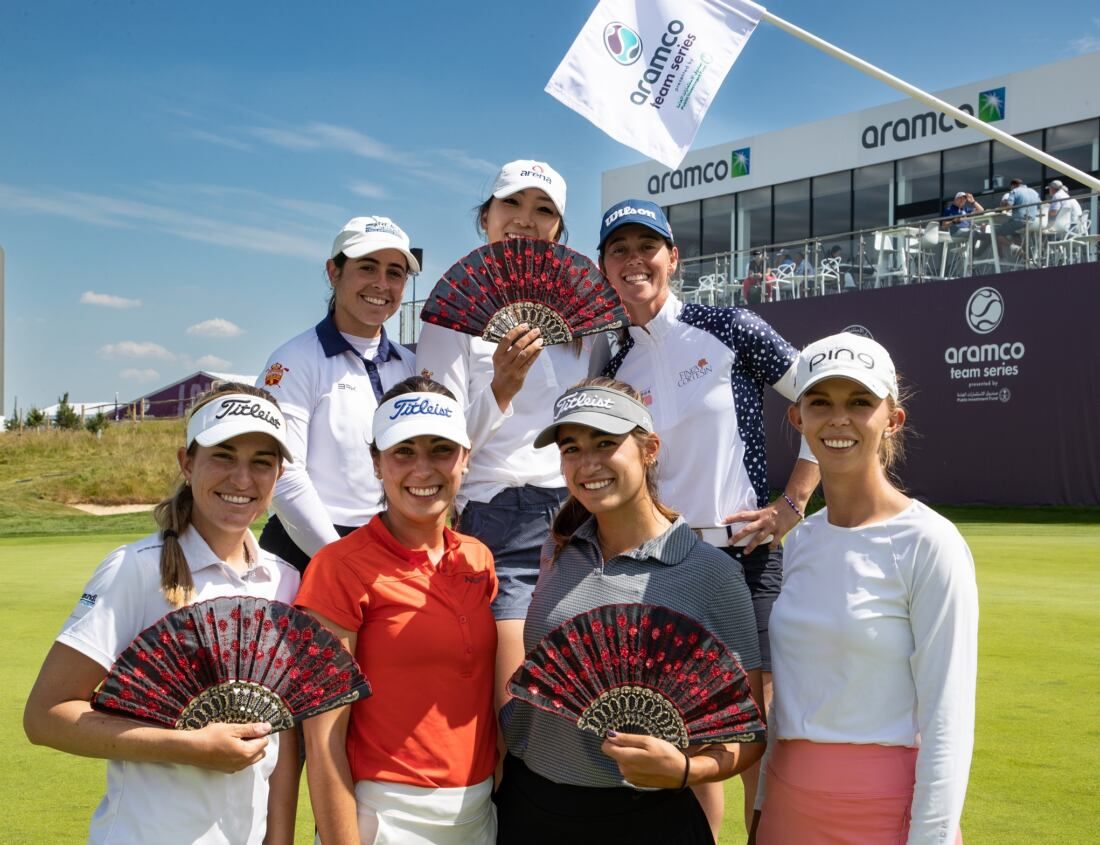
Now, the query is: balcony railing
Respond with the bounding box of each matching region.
[672,191,1099,307]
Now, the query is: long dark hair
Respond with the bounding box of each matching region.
[549,377,678,561]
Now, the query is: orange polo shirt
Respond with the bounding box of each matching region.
[295,515,498,788]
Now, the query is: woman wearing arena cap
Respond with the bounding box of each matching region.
[593,198,820,837]
[496,378,764,844]
[297,376,498,844]
[415,159,590,714]
[256,215,420,572]
[753,332,977,844]
[25,383,301,845]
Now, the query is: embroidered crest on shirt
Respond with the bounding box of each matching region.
[676,358,713,387]
[641,388,653,406]
[264,362,290,386]
[78,592,97,609]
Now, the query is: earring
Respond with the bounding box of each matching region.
[462,467,469,475]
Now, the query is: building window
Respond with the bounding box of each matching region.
[853,162,893,232]
[773,179,810,247]
[812,170,852,237]
[667,201,701,258]
[992,130,1043,193]
[942,142,992,207]
[700,195,734,256]
[1045,119,1099,187]
[736,186,772,253]
[896,152,941,218]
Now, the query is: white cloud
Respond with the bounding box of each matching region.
[196,354,231,369]
[186,129,253,152]
[251,122,414,165]
[186,318,243,338]
[1069,34,1100,54]
[100,341,175,360]
[81,290,142,309]
[432,149,499,175]
[119,368,160,382]
[348,180,387,199]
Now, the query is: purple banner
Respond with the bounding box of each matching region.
[756,264,1100,506]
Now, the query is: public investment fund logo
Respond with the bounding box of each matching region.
[978,87,1005,123]
[966,286,1004,334]
[731,147,751,178]
[604,22,643,65]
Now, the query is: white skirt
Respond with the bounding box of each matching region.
[317,776,496,845]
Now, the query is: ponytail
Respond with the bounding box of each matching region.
[153,479,196,607]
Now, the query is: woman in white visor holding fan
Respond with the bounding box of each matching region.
[24,383,302,845]
[416,160,604,716]
[256,216,420,573]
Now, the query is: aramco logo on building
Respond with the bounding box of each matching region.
[978,87,1005,123]
[646,147,750,194]
[861,86,1007,149]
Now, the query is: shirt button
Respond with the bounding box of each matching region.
[459,615,467,623]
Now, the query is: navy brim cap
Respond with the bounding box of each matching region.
[598,199,673,250]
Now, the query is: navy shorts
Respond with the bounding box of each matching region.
[719,543,783,672]
[458,485,570,621]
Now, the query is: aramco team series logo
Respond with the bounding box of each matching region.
[978,87,1005,123]
[604,22,643,65]
[731,148,751,178]
[966,286,1004,334]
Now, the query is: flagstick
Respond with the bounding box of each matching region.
[760,11,1100,193]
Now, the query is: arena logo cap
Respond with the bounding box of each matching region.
[187,394,293,462]
[795,332,899,401]
[598,199,674,250]
[372,392,471,451]
[491,159,567,217]
[331,216,421,273]
[533,385,654,448]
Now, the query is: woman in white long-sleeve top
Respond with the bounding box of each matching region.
[754,332,978,845]
[415,159,589,711]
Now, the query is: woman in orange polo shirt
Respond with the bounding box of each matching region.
[296,376,498,844]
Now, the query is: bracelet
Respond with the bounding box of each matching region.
[781,493,804,520]
[678,750,691,791]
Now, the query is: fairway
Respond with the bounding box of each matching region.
[3,516,1098,844]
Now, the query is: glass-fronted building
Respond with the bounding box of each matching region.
[601,52,1099,262]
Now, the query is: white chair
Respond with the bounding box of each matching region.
[770,264,798,300]
[1047,209,1091,266]
[817,257,842,294]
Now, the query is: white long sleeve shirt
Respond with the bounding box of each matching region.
[769,500,979,845]
[415,323,590,507]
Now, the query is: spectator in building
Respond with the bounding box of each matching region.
[256,216,419,573]
[942,191,984,236]
[1046,179,1070,215]
[742,249,772,304]
[996,178,1040,255]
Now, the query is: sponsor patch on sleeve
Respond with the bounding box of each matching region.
[264,362,290,387]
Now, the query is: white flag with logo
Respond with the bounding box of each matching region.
[546,0,764,168]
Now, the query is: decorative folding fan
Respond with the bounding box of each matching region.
[509,604,764,748]
[93,596,371,731]
[420,238,629,344]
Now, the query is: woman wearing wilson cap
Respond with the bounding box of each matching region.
[297,376,498,844]
[256,216,419,572]
[753,333,977,845]
[25,383,301,845]
[415,159,590,711]
[496,378,764,844]
[594,198,820,834]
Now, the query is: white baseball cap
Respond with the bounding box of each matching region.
[186,393,293,462]
[1047,180,1065,191]
[372,392,471,451]
[954,192,968,199]
[330,216,421,273]
[795,332,898,401]
[491,159,567,216]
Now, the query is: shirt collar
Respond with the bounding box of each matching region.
[314,311,400,362]
[177,525,275,581]
[628,291,682,340]
[364,514,463,567]
[571,515,695,566]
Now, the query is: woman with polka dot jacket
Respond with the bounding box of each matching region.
[592,199,820,839]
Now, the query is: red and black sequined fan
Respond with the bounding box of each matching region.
[420,238,629,344]
[93,596,370,731]
[509,604,764,748]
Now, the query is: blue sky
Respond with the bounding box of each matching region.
[2,1,1097,412]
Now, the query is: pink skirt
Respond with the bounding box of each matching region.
[757,740,963,845]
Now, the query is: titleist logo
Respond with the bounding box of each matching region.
[556,392,615,416]
[388,397,454,420]
[213,399,281,429]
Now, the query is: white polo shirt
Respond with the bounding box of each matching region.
[258,315,415,554]
[602,293,805,530]
[56,527,300,845]
[415,323,590,508]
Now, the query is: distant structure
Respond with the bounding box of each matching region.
[117,370,256,419]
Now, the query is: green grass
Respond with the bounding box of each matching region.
[4,515,1098,843]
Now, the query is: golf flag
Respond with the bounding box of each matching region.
[546,0,764,168]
